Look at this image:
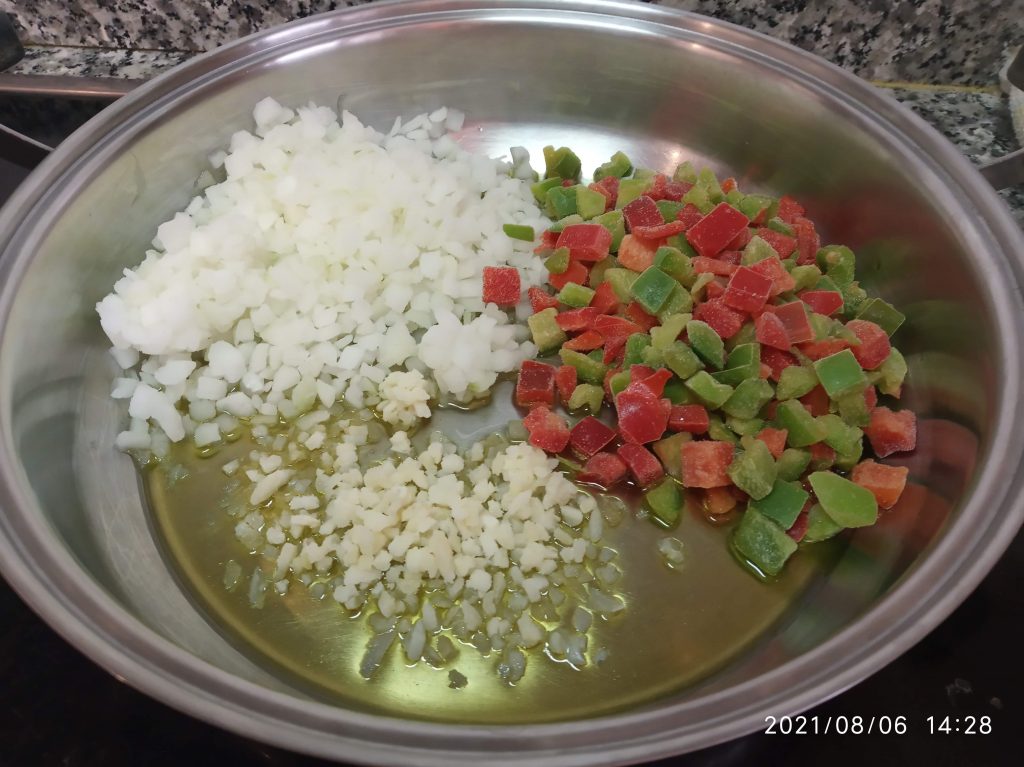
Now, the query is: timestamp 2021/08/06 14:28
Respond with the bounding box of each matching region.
[763,714,994,736]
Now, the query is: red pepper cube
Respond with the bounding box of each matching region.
[669,404,710,434]
[761,347,798,381]
[754,311,791,351]
[632,220,689,240]
[536,229,559,252]
[716,250,743,266]
[628,366,673,398]
[646,174,669,201]
[676,203,704,230]
[563,330,604,352]
[693,298,746,339]
[756,227,798,259]
[809,442,837,470]
[723,266,773,314]
[589,281,620,314]
[686,203,749,258]
[602,366,621,401]
[704,278,727,300]
[555,365,577,404]
[617,443,665,487]
[799,384,831,416]
[625,301,660,331]
[522,405,571,453]
[720,177,737,194]
[555,224,613,262]
[577,451,628,488]
[622,195,664,231]
[661,180,690,202]
[725,226,753,251]
[616,387,670,444]
[772,301,815,344]
[776,195,806,224]
[482,266,521,307]
[799,290,843,316]
[755,426,788,459]
[692,257,737,277]
[515,360,557,407]
[793,217,820,265]
[548,259,588,291]
[595,314,643,342]
[704,486,738,515]
[528,286,559,313]
[865,407,917,458]
[617,234,659,272]
[851,459,909,509]
[864,384,879,409]
[589,177,618,211]
[797,337,849,361]
[787,503,812,541]
[748,256,796,296]
[569,416,618,459]
[680,440,735,488]
[845,319,892,370]
[555,307,599,332]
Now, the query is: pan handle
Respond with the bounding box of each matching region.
[979,148,1024,191]
[0,11,53,169]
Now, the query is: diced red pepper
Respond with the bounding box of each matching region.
[787,504,811,541]
[556,224,613,263]
[629,366,673,398]
[845,319,892,370]
[515,360,557,407]
[792,217,820,265]
[704,486,738,515]
[628,364,656,381]
[669,404,710,434]
[756,427,788,459]
[569,416,618,459]
[686,202,750,259]
[589,280,621,314]
[865,407,917,457]
[617,234,659,272]
[522,405,570,453]
[535,229,559,252]
[723,266,773,314]
[590,177,618,211]
[622,195,663,232]
[661,180,691,202]
[771,301,815,344]
[755,311,792,351]
[555,365,577,404]
[646,174,669,202]
[482,266,521,307]
[799,290,843,316]
[625,301,660,331]
[616,387,670,444]
[799,384,831,416]
[748,257,796,296]
[632,220,689,239]
[676,203,704,230]
[797,337,850,361]
[720,177,737,194]
[693,298,746,339]
[809,442,836,467]
[548,259,589,291]
[562,179,575,187]
[598,315,645,363]
[617,443,665,487]
[577,451,628,487]
[761,347,798,381]
[555,307,600,332]
[692,256,738,276]
[864,384,878,409]
[602,366,620,401]
[756,227,798,259]
[776,195,805,224]
[851,459,909,509]
[716,250,744,266]
[680,440,735,488]
[528,286,560,314]
[759,363,773,379]
[725,226,753,251]
[705,278,727,300]
[563,330,604,352]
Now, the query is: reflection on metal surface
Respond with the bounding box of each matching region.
[0,74,140,100]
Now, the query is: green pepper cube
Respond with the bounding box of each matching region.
[651,314,691,350]
[803,503,844,542]
[593,210,626,253]
[776,365,818,400]
[589,256,615,287]
[727,440,777,500]
[609,370,632,397]
[776,447,811,481]
[673,160,698,184]
[873,348,907,396]
[653,432,691,478]
[738,194,773,221]
[833,388,871,427]
[663,340,704,380]
[527,308,566,354]
[697,167,724,205]
[816,414,863,456]
[665,233,699,261]
[531,176,562,204]
[653,246,694,285]
[685,371,734,409]
[616,177,653,209]
[686,320,725,369]
[751,479,809,529]
[656,200,685,223]
[547,213,584,233]
[545,185,578,219]
[656,284,694,321]
[558,281,596,308]
[732,507,798,577]
[502,223,535,242]
[725,189,744,206]
[808,471,878,528]
[641,345,666,369]
[623,333,652,367]
[815,245,856,286]
[543,145,581,181]
[543,247,570,274]
[559,348,607,385]
[605,267,639,302]
[593,150,632,181]
[775,399,827,447]
[576,186,607,220]
[790,264,822,292]
[689,272,716,302]
[631,267,677,314]
[855,297,906,336]
[722,378,774,419]
[682,184,714,215]
[840,281,868,318]
[766,217,795,236]
[713,343,761,386]
[814,275,840,294]
[662,377,693,405]
[727,415,765,436]
[813,349,867,399]
[707,415,739,444]
[567,383,604,413]
[741,235,778,265]
[644,478,684,529]
[727,320,758,349]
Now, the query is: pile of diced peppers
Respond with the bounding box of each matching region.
[491,146,917,579]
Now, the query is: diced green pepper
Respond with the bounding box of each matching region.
[641,345,666,369]
[727,440,777,500]
[808,471,878,528]
[656,200,685,223]
[814,275,840,294]
[589,255,615,287]
[662,377,693,405]
[813,349,867,399]
[687,320,725,369]
[682,184,713,215]
[689,272,716,302]
[546,185,578,219]
[655,284,694,321]
[775,400,826,447]
[840,281,868,318]
[856,297,906,336]
[663,340,704,380]
[725,189,744,206]
[593,210,626,253]
[741,235,778,265]
[738,194,773,221]
[531,176,562,204]
[560,348,607,385]
[616,177,653,209]
[547,213,584,233]
[567,383,604,413]
[776,365,818,400]
[776,447,811,481]
[673,161,697,184]
[653,432,691,478]
[502,223,535,241]
[665,233,699,261]
[713,343,762,386]
[604,267,639,302]
[872,348,907,396]
[558,282,596,308]
[790,264,822,292]
[527,308,566,354]
[644,478,683,529]
[609,370,631,397]
[685,371,734,409]
[808,312,832,342]
[833,388,871,427]
[722,378,774,419]
[726,415,766,436]
[593,150,632,181]
[726,321,758,351]
[697,168,724,205]
[543,145,581,181]
[631,267,678,314]
[543,247,570,274]
[707,415,739,444]
[732,507,798,577]
[817,414,863,454]
[623,333,652,367]
[654,246,694,286]
[816,245,855,286]
[765,217,794,237]
[633,167,658,179]
[651,314,690,350]
[803,503,844,542]
[575,186,607,220]
[751,479,809,529]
